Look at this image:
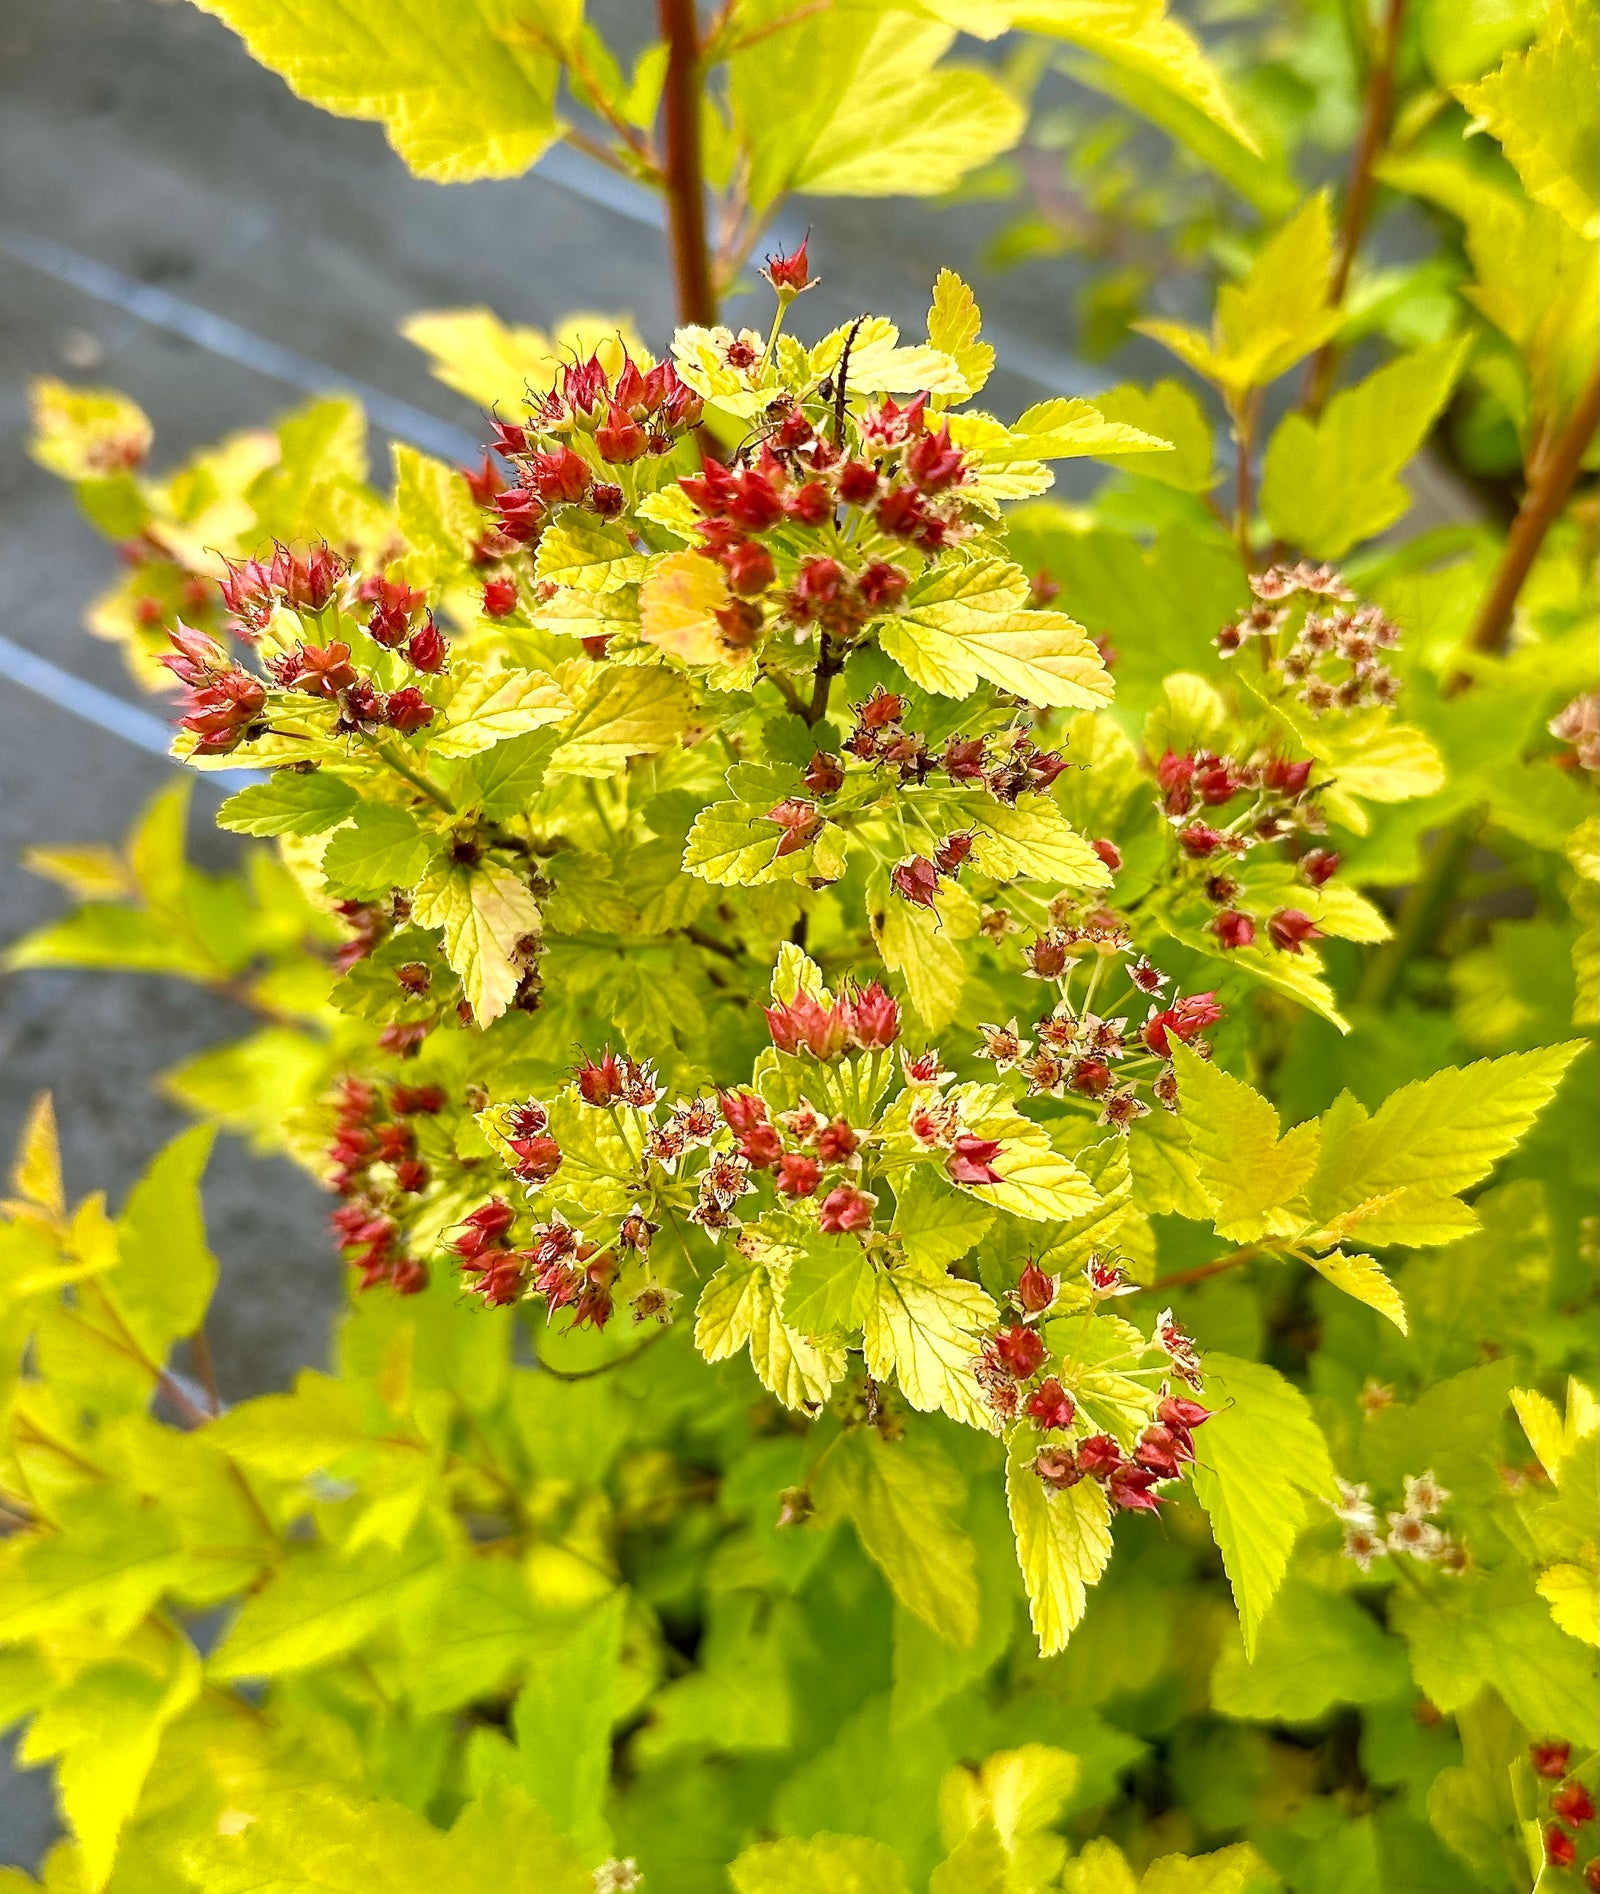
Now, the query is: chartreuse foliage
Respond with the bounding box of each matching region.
[5,1,1598,1890]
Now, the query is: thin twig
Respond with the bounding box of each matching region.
[1302,0,1408,415]
[1456,364,1600,670]
[532,1326,668,1381]
[1134,1246,1261,1295]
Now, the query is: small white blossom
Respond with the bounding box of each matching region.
[1402,1469,1449,1518]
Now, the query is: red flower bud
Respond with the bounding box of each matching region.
[532,446,591,505]
[1210,909,1256,951]
[836,460,880,505]
[933,832,973,877]
[841,979,900,1050]
[947,1134,1003,1187]
[1554,1784,1597,1826]
[1534,1743,1574,1780]
[385,686,434,735]
[510,1135,563,1183]
[1299,846,1340,887]
[784,480,832,525]
[393,1159,429,1193]
[1177,822,1228,859]
[406,620,449,673]
[993,1323,1046,1378]
[1267,907,1320,954]
[815,1118,859,1164]
[1076,1434,1122,1478]
[719,1090,768,1135]
[593,402,644,465]
[482,576,517,618]
[1158,1394,1213,1431]
[1141,992,1223,1056]
[1546,1826,1577,1870]
[739,1123,785,1169]
[1133,1423,1186,1478]
[803,750,845,796]
[1017,1261,1057,1314]
[776,1152,822,1197]
[857,559,908,611]
[1262,753,1313,795]
[1108,1463,1165,1512]
[1194,760,1242,806]
[817,1183,875,1234]
[391,1083,445,1115]
[1027,1375,1075,1430]
[767,797,822,856]
[765,990,849,1060]
[1092,837,1123,873]
[905,422,964,493]
[1069,1058,1112,1097]
[762,234,817,295]
[892,856,940,908]
[724,540,776,596]
[1033,1446,1081,1488]
[575,1051,624,1105]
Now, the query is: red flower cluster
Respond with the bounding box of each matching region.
[161,623,266,756]
[324,1076,435,1294]
[1033,1394,1213,1509]
[487,351,703,547]
[764,980,900,1059]
[1531,1741,1598,1876]
[721,1089,872,1210]
[454,1208,619,1326]
[218,543,347,630]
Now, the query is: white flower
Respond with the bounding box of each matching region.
[1328,1479,1377,1526]
[1386,1512,1447,1561]
[594,1860,643,1894]
[1402,1469,1449,1518]
[1341,1520,1388,1572]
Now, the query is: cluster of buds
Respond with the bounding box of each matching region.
[324,1076,437,1294]
[1531,1742,1598,1879]
[487,353,704,548]
[266,635,437,738]
[121,543,217,639]
[356,575,449,672]
[1329,1469,1465,1573]
[160,622,266,756]
[1152,745,1341,955]
[453,1203,620,1327]
[763,980,901,1060]
[980,947,1225,1132]
[1032,1391,1214,1509]
[722,1088,873,1213]
[572,1048,665,1110]
[1218,565,1401,716]
[840,687,1071,804]
[218,542,348,631]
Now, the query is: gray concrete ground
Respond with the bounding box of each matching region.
[0,0,1126,1862]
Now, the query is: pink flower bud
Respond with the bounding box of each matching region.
[946,1134,1003,1187]
[1016,1261,1058,1314]
[1262,753,1313,795]
[857,559,908,610]
[836,461,880,505]
[597,402,647,464]
[406,620,449,673]
[802,751,845,796]
[892,857,940,908]
[992,1323,1046,1378]
[1267,907,1320,954]
[1033,1445,1081,1488]
[767,798,822,857]
[1108,1463,1165,1512]
[574,1051,624,1105]
[1027,1376,1075,1430]
[1177,822,1228,859]
[1532,1743,1573,1780]
[776,1152,822,1197]
[817,1183,875,1234]
[1210,909,1256,951]
[1092,838,1123,873]
[724,540,776,596]
[1299,846,1340,887]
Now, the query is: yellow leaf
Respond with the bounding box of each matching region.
[187,0,562,183]
[927,268,995,396]
[426,664,569,759]
[883,558,1114,707]
[546,664,696,778]
[638,550,737,667]
[411,857,541,1026]
[1304,1249,1408,1333]
[1005,1432,1113,1656]
[9,1093,64,1222]
[400,307,647,407]
[1537,1563,1599,1646]
[29,379,152,481]
[863,1265,999,1432]
[693,1236,845,1410]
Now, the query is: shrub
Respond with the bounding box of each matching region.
[3,3,1596,1891]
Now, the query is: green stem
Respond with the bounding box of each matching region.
[370,739,456,815]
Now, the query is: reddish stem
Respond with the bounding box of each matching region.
[1302,0,1407,416]
[657,0,717,327]
[1462,365,1600,664]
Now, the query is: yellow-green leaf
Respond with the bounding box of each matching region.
[694,1237,846,1410]
[427,663,569,759]
[411,856,541,1025]
[863,1264,999,1432]
[1005,1431,1113,1657]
